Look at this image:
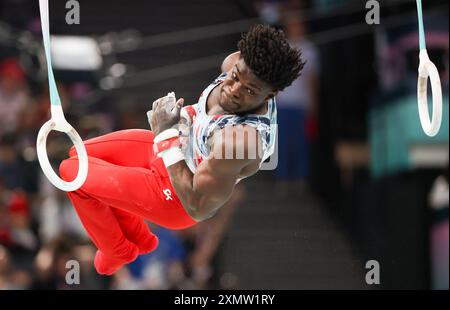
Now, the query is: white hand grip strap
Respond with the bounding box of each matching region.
[417,49,442,137]
[37,105,88,192]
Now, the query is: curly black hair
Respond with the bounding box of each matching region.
[238,24,305,92]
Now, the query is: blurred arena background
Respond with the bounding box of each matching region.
[0,0,448,290]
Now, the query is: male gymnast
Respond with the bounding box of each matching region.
[60,24,305,275]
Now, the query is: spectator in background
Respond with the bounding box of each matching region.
[112,225,188,290]
[0,58,30,137]
[0,133,24,190]
[0,177,37,252]
[181,183,246,289]
[31,235,102,290]
[39,188,89,244]
[275,16,320,193]
[0,244,32,289]
[31,237,73,290]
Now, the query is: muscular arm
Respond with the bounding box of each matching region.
[166,125,262,221]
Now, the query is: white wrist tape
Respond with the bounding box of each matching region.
[154,128,180,143]
[159,146,185,167]
[154,128,185,167]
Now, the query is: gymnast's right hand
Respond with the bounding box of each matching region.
[147,92,184,135]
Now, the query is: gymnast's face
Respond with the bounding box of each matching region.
[219,58,276,114]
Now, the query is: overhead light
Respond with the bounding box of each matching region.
[50,35,102,71]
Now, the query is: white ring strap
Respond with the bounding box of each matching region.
[36,0,88,191]
[417,50,443,137]
[416,0,443,137]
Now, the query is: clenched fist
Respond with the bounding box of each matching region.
[147,92,184,136]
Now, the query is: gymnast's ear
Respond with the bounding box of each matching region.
[221,51,240,73]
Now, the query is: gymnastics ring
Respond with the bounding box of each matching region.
[37,105,88,192]
[36,0,88,191]
[416,0,442,137]
[417,50,442,137]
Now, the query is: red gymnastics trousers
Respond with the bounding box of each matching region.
[59,129,197,275]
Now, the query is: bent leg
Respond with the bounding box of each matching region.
[61,156,163,218]
[60,153,163,275]
[67,129,159,252]
[64,129,190,225]
[65,190,139,275]
[69,129,155,169]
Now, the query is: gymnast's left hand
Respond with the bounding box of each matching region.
[147,92,185,135]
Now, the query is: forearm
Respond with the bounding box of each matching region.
[166,161,219,221]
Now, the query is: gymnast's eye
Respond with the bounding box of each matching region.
[246,88,255,96]
[232,72,239,81]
